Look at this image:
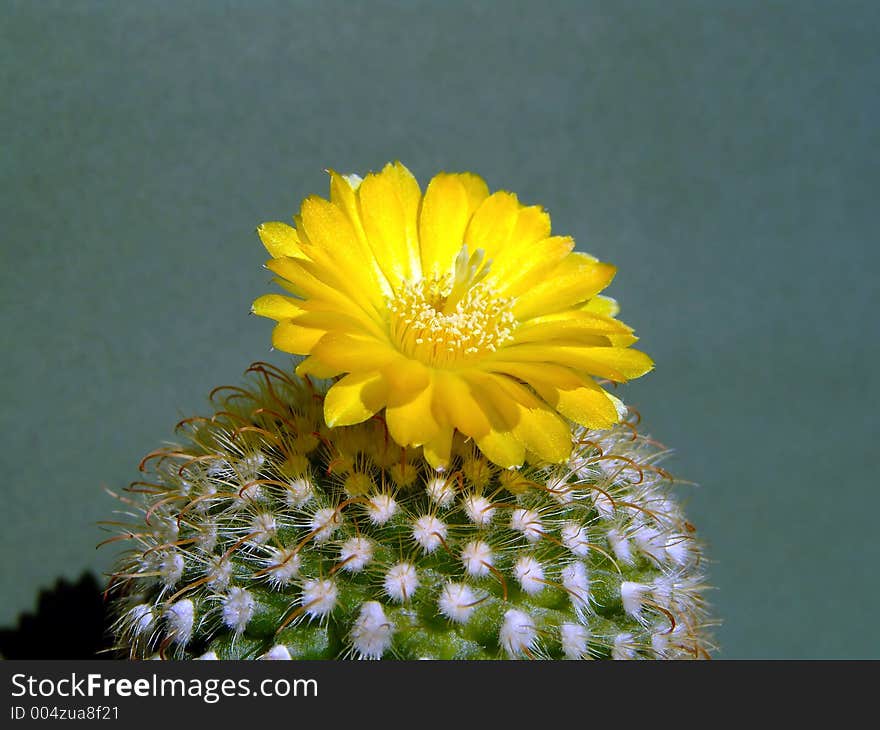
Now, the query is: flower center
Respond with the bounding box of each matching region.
[388,247,516,368]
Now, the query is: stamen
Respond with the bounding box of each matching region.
[388,247,515,367]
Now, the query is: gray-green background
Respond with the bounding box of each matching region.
[2,0,877,658]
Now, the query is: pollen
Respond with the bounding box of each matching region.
[388,247,516,367]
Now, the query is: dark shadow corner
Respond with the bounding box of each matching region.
[0,572,113,659]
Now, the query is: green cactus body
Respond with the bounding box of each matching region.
[107,363,713,660]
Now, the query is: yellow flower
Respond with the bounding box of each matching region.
[252,162,653,469]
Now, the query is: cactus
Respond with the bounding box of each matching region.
[105,363,713,660]
[105,162,715,658]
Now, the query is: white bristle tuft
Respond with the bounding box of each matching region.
[129,603,154,636]
[632,524,666,561]
[513,555,545,595]
[606,528,634,565]
[560,622,590,659]
[561,562,591,616]
[438,582,479,623]
[620,581,650,619]
[265,546,301,586]
[207,556,233,589]
[612,633,637,660]
[309,507,342,543]
[351,601,393,659]
[365,493,398,525]
[463,494,496,526]
[285,477,315,508]
[339,537,373,573]
[461,540,494,577]
[500,609,537,658]
[383,562,419,602]
[560,521,591,557]
[593,490,615,519]
[425,476,456,508]
[510,508,543,542]
[262,644,292,660]
[412,515,447,554]
[160,553,185,587]
[222,587,255,634]
[165,599,195,645]
[248,512,277,544]
[548,475,576,504]
[665,535,691,566]
[301,579,338,619]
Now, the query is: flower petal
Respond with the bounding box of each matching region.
[583,295,620,317]
[513,254,616,320]
[492,236,575,297]
[266,256,385,338]
[423,427,454,470]
[484,205,551,278]
[476,430,525,469]
[433,371,492,439]
[295,355,342,379]
[489,376,573,463]
[492,344,654,382]
[310,332,401,374]
[512,311,636,346]
[385,377,438,447]
[465,192,521,263]
[357,162,422,288]
[257,222,307,259]
[419,172,488,278]
[271,320,325,354]
[381,357,431,394]
[251,294,304,321]
[324,371,389,427]
[298,194,392,306]
[478,360,620,429]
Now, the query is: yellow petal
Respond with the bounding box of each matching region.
[423,427,454,470]
[251,294,304,321]
[381,357,431,393]
[298,194,391,304]
[296,355,342,379]
[534,381,620,429]
[418,173,488,278]
[433,371,492,439]
[495,344,654,382]
[481,360,584,389]
[328,170,369,241]
[492,236,574,297]
[266,256,386,339]
[271,320,325,355]
[513,254,616,320]
[490,376,572,463]
[457,172,491,211]
[385,378,438,447]
[257,222,307,259]
[583,295,620,317]
[462,371,520,431]
[476,430,525,469]
[477,359,619,429]
[357,161,422,288]
[512,311,635,345]
[484,205,552,281]
[310,332,401,374]
[464,192,521,262]
[324,371,389,427]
